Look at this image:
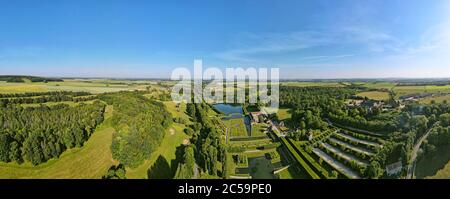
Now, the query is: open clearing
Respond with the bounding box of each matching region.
[0,126,116,179]
[277,108,292,121]
[357,91,390,101]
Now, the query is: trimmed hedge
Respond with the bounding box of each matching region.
[280,137,320,179]
[287,139,332,179]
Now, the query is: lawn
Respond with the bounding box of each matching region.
[0,125,117,179]
[163,101,191,124]
[357,91,390,101]
[224,118,248,137]
[277,108,292,121]
[251,123,268,137]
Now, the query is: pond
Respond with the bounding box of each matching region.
[235,157,278,179]
[213,103,243,115]
[214,103,252,136]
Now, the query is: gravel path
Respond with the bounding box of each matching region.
[312,148,361,179]
[321,142,369,167]
[328,137,375,156]
[334,132,381,148]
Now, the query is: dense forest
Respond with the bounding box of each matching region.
[0,102,105,165]
[99,92,172,168]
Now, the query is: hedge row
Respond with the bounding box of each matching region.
[287,139,332,179]
[280,137,320,179]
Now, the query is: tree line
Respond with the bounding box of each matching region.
[0,91,95,106]
[181,102,227,178]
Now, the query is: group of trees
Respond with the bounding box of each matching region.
[0,91,94,106]
[102,164,126,179]
[0,102,105,165]
[184,102,227,178]
[174,145,196,179]
[292,110,329,130]
[421,113,450,156]
[0,75,63,83]
[99,92,172,168]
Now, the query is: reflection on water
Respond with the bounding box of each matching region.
[214,103,252,136]
[213,104,243,115]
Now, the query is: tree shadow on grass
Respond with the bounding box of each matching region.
[147,155,172,179]
[171,145,186,176]
[416,145,450,178]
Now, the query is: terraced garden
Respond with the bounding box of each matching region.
[308,128,385,179]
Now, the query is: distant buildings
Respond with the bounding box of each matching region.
[249,111,265,123]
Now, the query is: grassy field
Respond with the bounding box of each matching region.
[357,91,390,101]
[0,124,116,179]
[358,82,396,90]
[393,85,450,99]
[419,94,450,104]
[251,123,268,137]
[163,101,191,124]
[0,82,48,93]
[224,118,248,137]
[0,79,149,94]
[277,108,292,121]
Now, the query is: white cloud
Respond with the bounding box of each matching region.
[214,27,399,63]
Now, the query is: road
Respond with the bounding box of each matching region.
[406,122,439,179]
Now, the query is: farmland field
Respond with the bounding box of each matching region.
[419,94,450,104]
[0,80,148,94]
[359,82,397,90]
[357,91,390,100]
[393,85,450,99]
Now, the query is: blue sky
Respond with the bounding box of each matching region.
[0,0,450,78]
